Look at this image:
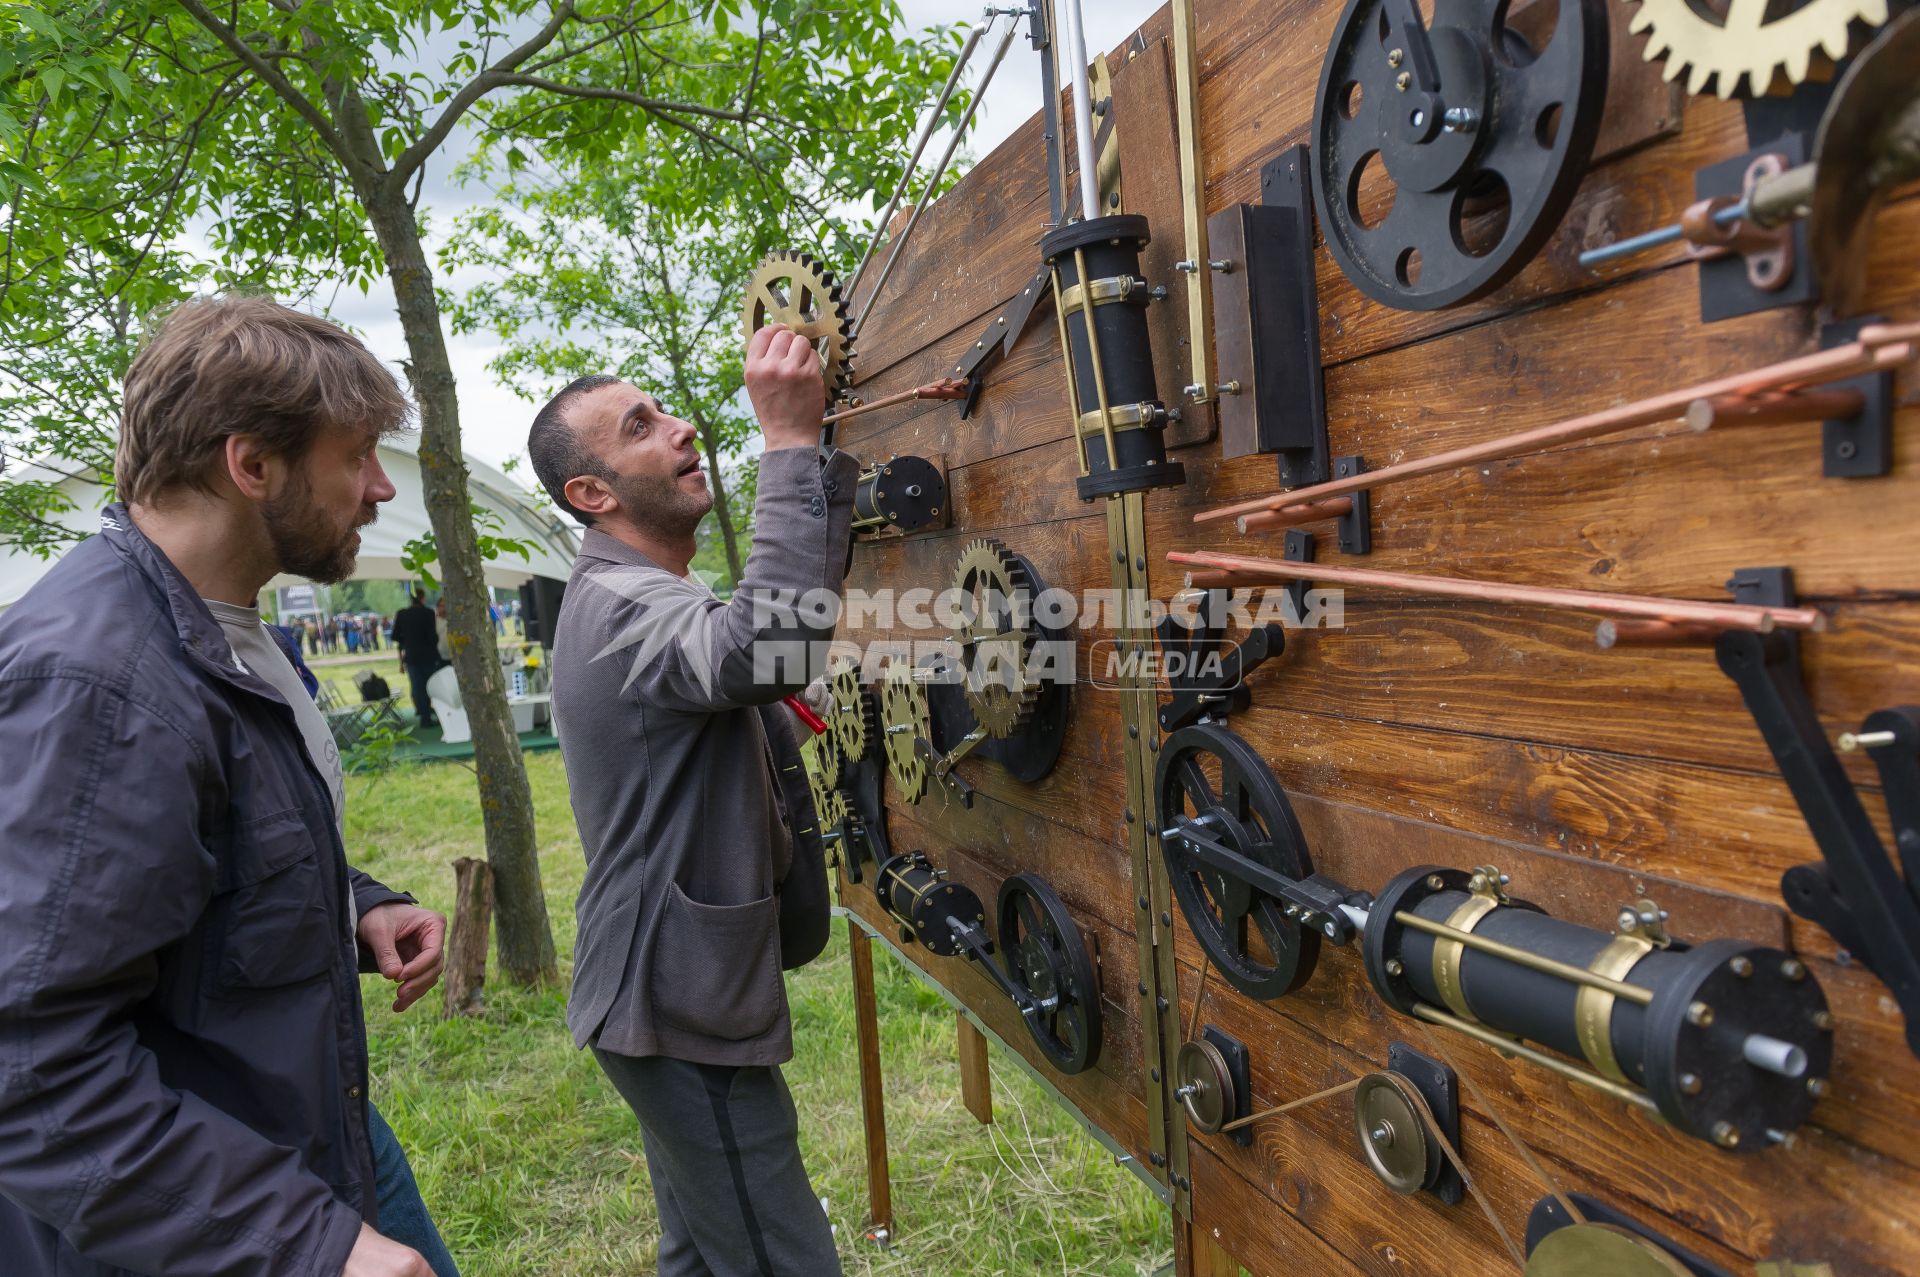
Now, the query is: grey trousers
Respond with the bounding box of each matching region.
[593,1051,843,1277]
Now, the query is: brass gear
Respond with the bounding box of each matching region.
[829,658,876,762]
[743,250,856,395]
[1626,0,1890,99]
[799,730,845,832]
[880,662,932,803]
[951,538,1042,739]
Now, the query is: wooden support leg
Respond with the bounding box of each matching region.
[1175,1215,1243,1277]
[441,857,493,1018]
[848,921,893,1244]
[956,1013,993,1125]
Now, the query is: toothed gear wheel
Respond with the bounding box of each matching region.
[799,730,845,832]
[1627,0,1890,99]
[880,662,932,804]
[829,659,876,762]
[744,250,856,395]
[951,538,1042,740]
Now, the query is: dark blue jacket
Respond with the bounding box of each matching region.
[0,506,410,1275]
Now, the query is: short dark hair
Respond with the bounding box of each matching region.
[118,295,412,505]
[528,373,621,526]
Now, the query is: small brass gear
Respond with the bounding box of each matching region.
[1626,0,1890,99]
[743,250,856,395]
[799,730,845,832]
[829,658,876,762]
[951,538,1042,739]
[880,662,932,803]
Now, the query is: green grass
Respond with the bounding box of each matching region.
[347,752,1173,1275]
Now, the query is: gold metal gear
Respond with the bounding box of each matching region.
[951,538,1042,740]
[1626,0,1890,99]
[799,730,845,832]
[880,662,932,804]
[743,250,856,395]
[829,658,875,762]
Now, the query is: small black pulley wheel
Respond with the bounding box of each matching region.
[1311,0,1610,310]
[997,872,1103,1075]
[1155,723,1321,1001]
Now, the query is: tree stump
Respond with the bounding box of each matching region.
[442,857,494,1018]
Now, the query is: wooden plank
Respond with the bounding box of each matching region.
[848,921,894,1237]
[957,1012,994,1125]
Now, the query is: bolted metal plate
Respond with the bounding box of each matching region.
[1176,1039,1235,1134]
[1353,1071,1437,1195]
[1526,1224,1693,1277]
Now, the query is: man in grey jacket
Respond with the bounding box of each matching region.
[532,321,855,1276]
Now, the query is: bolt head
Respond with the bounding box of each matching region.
[1426,874,1447,891]
[1396,71,1411,91]
[1387,47,1404,66]
[1323,920,1339,937]
[1807,1077,1829,1098]
[1781,958,1807,981]
[1385,958,1405,977]
[1679,1072,1703,1096]
[1812,1009,1835,1031]
[1687,1001,1715,1027]
[1370,1123,1394,1147]
[1711,1121,1741,1148]
[1730,955,1754,978]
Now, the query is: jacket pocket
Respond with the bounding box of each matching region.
[648,883,782,1041]
[206,813,337,994]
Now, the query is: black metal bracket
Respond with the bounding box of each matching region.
[1283,529,1316,621]
[1716,567,1920,1058]
[1386,1042,1463,1205]
[1696,135,1818,324]
[1332,455,1372,555]
[1161,818,1365,946]
[1820,316,1896,477]
[1526,1193,1735,1277]
[1204,1026,1254,1147]
[1153,589,1287,732]
[956,268,1053,419]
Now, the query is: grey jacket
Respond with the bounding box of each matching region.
[0,506,411,1276]
[554,446,859,1064]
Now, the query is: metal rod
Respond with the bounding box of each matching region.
[1743,1033,1809,1078]
[1074,245,1121,468]
[1050,265,1092,475]
[1193,331,1920,526]
[1166,551,1827,634]
[846,17,992,303]
[1057,0,1099,222]
[853,20,1021,340]
[1410,1004,1662,1114]
[1579,200,1750,270]
[1236,497,1354,534]
[1594,618,1723,649]
[820,378,969,425]
[1684,387,1866,431]
[1392,911,1656,1005]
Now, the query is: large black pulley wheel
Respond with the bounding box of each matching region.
[1156,723,1321,1000]
[1311,0,1609,310]
[997,872,1103,1075]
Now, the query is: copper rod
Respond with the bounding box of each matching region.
[820,378,968,425]
[1236,497,1354,534]
[1183,570,1269,591]
[1165,550,1827,633]
[1194,331,1920,525]
[1684,387,1867,431]
[1594,619,1724,649]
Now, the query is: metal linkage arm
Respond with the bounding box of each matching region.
[1160,819,1370,945]
[945,916,1048,1020]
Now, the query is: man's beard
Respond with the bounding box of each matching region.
[264,472,372,584]
[612,466,712,540]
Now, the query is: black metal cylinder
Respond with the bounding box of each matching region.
[853,455,945,533]
[1040,215,1185,500]
[1364,866,1832,1150]
[874,851,985,958]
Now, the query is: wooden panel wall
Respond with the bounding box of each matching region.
[829,1,1920,1273]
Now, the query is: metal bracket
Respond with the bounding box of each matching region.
[1818,316,1896,477]
[1203,1026,1253,1147]
[1385,1042,1463,1205]
[1283,529,1316,621]
[1696,135,1819,323]
[1332,455,1372,555]
[1716,567,1920,1058]
[1153,589,1287,732]
[956,269,1054,419]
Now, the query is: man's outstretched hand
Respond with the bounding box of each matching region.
[745,322,827,452]
[357,902,447,1013]
[343,1223,432,1276]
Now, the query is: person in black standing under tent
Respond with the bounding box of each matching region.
[392,588,440,728]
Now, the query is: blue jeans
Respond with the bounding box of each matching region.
[369,1103,460,1277]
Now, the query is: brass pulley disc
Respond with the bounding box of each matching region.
[879,662,932,803]
[1176,1039,1235,1134]
[1524,1224,1692,1277]
[743,250,856,395]
[1353,1071,1438,1195]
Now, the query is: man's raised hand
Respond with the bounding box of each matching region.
[745,322,827,452]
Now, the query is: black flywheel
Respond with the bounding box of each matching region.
[997,872,1103,1075]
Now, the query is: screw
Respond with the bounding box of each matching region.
[1781,958,1807,982]
[1679,1072,1703,1096]
[1215,381,1242,396]
[1730,956,1754,977]
[1175,260,1199,273]
[1150,1152,1167,1168]
[1836,440,1857,460]
[1208,259,1234,273]
[1687,1001,1715,1027]
[1811,1009,1834,1031]
[1149,285,1169,301]
[1138,980,1149,994]
[1157,996,1169,1012]
[1162,912,1173,927]
[1150,1068,1161,1082]
[1711,1122,1741,1148]
[1387,47,1404,66]
[1442,107,1479,133]
[1807,1077,1829,1098]
[1838,729,1897,752]
[1370,1123,1394,1147]
[1426,875,1446,890]
[1385,958,1404,977]
[1618,908,1638,930]
[1396,71,1411,91]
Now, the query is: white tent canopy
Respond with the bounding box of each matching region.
[0,437,580,613]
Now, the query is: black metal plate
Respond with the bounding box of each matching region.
[1386,1042,1463,1204]
[1695,134,1818,324]
[1205,1025,1254,1147]
[1820,316,1895,477]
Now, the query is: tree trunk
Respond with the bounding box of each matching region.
[443,857,495,1018]
[697,426,744,584]
[361,186,558,987]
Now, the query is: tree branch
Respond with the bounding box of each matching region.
[387,0,579,193]
[172,0,350,165]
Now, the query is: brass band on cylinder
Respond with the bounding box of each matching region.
[1430,893,1500,1023]
[1575,934,1656,1085]
[1058,274,1149,316]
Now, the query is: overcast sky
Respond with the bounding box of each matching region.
[325,2,1163,475]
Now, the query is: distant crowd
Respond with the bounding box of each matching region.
[286,599,520,658]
